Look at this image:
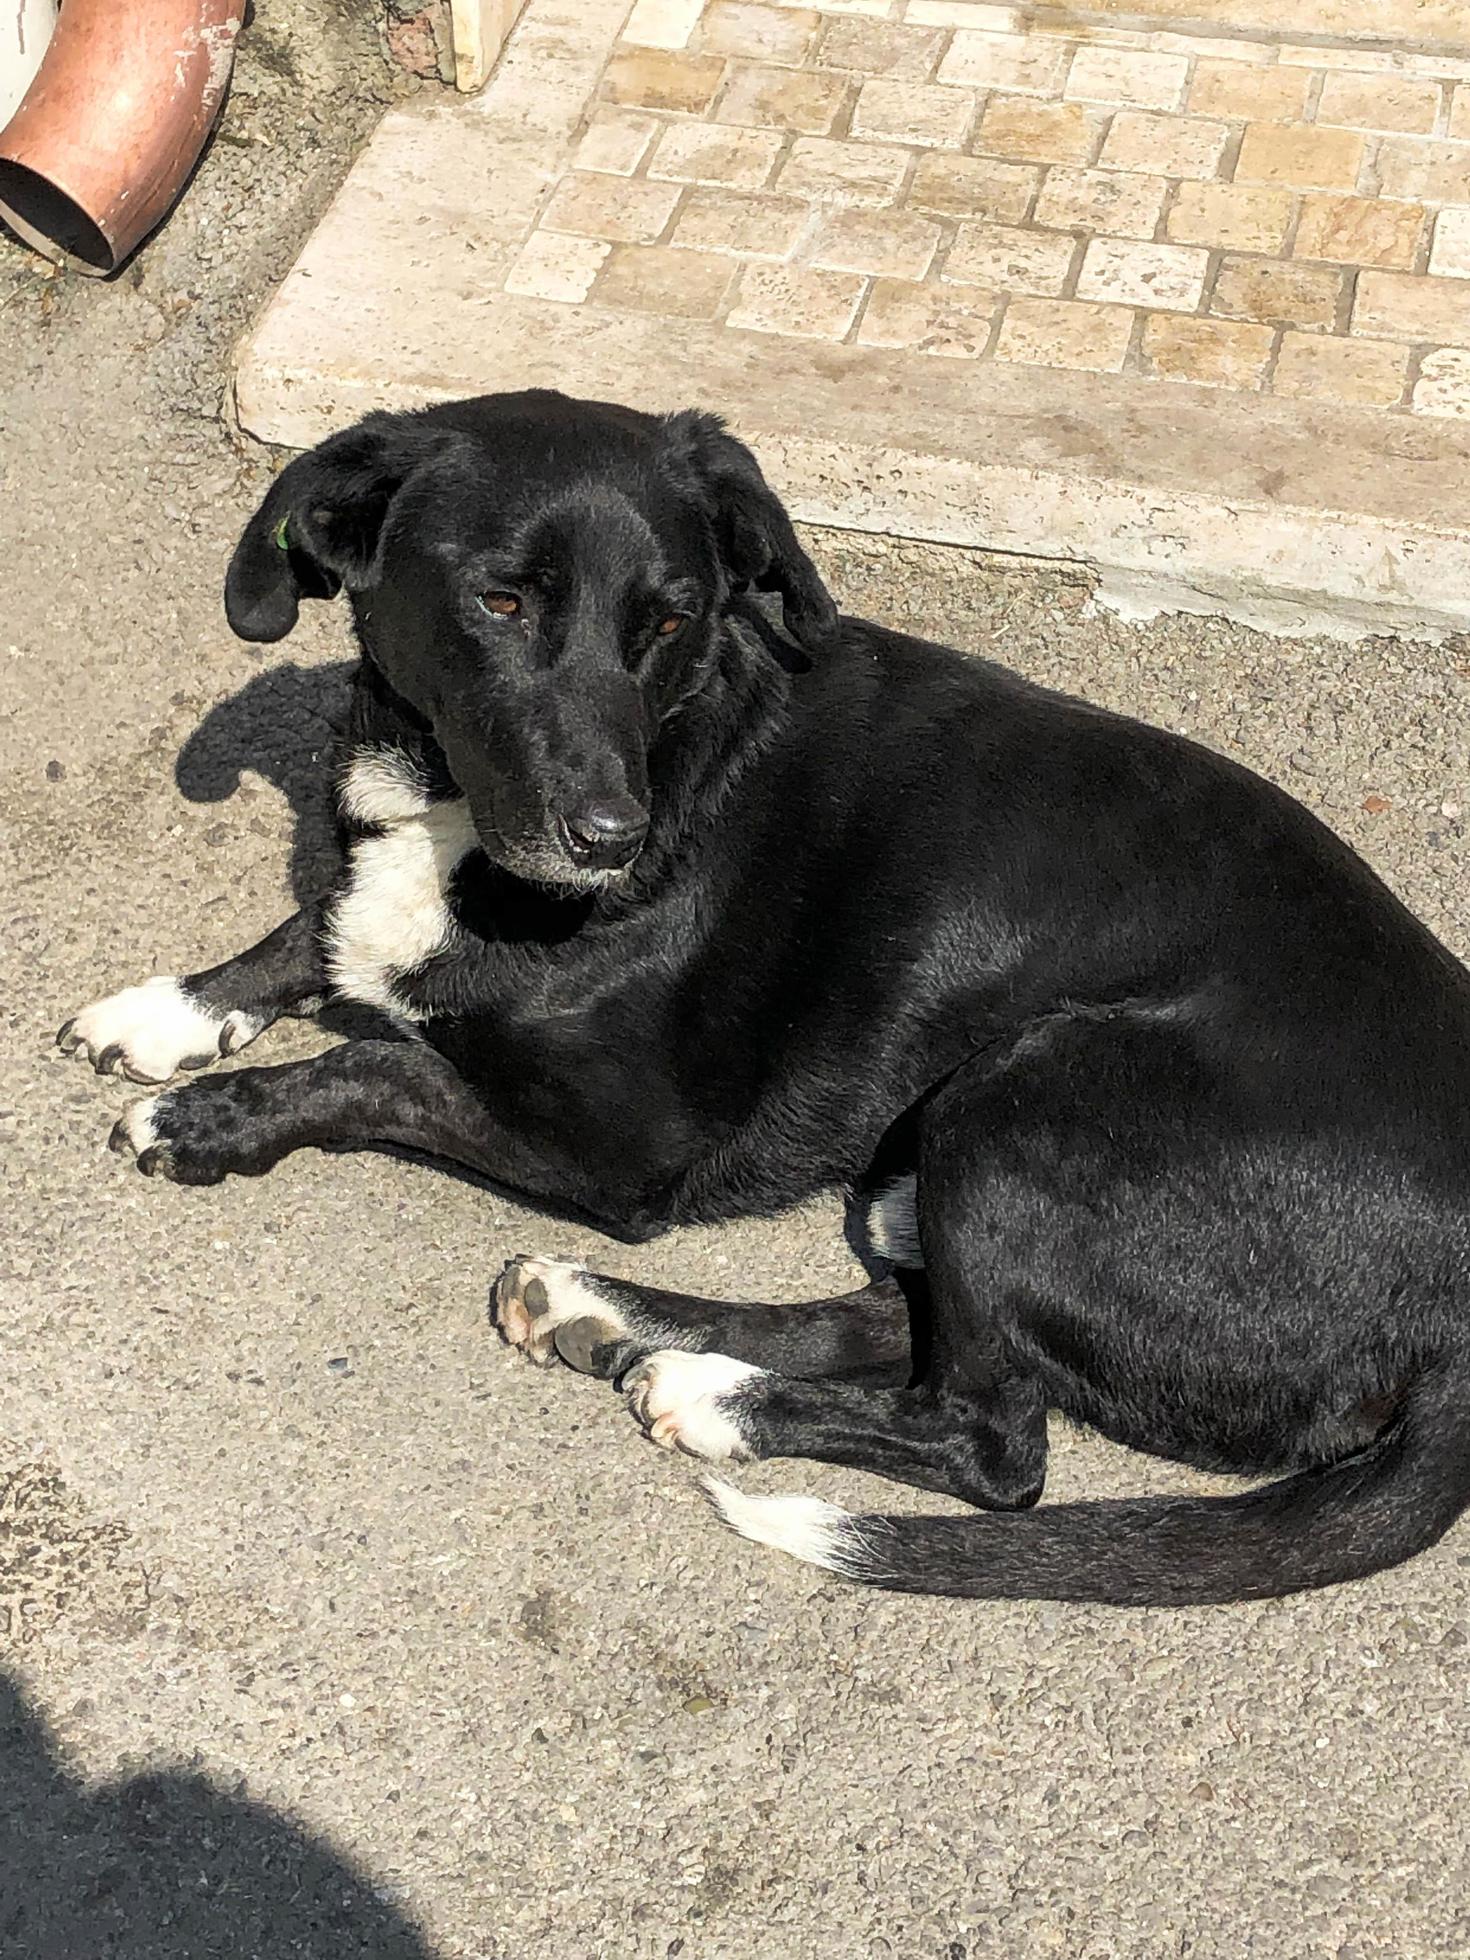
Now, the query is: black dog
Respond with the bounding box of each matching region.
[60,391,1470,1607]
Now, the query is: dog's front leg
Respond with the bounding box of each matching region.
[105,1039,624,1223]
[58,906,328,1084]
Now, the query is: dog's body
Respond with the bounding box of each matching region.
[62,392,1470,1606]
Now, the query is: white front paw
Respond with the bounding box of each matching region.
[623,1352,764,1462]
[57,977,259,1084]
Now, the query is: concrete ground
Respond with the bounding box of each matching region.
[3,7,1470,1957]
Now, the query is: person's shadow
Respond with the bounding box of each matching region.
[174,657,357,907]
[0,1672,444,1958]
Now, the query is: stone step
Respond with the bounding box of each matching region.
[235,0,1470,641]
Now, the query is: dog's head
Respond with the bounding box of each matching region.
[225,391,835,889]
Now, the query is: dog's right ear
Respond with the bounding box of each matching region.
[225,415,418,643]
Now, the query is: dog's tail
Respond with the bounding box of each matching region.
[704,1359,1470,1606]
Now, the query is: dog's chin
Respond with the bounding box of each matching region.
[476,825,635,897]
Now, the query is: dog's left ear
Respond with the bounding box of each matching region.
[665,411,837,656]
[225,413,422,644]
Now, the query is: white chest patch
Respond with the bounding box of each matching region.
[326,746,477,1021]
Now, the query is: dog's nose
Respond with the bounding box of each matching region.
[561,796,650,869]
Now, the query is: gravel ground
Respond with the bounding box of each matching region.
[3,10,1470,1956]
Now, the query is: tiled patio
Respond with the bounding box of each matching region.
[235,0,1470,638]
[511,0,1470,416]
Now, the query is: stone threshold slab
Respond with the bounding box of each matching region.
[1041,0,1470,52]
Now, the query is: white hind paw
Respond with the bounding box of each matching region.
[623,1351,763,1462]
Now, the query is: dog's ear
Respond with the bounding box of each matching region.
[225,415,419,643]
[665,411,837,655]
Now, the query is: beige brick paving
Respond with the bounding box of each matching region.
[1099,111,1228,179]
[1166,182,1293,252]
[1141,314,1274,389]
[1273,331,1410,406]
[1414,345,1470,416]
[812,205,941,277]
[1294,194,1425,271]
[1213,255,1344,329]
[1430,208,1470,280]
[995,296,1134,371]
[854,275,997,354]
[333,1,1470,434]
[908,151,1037,220]
[1034,167,1168,240]
[716,61,849,134]
[945,220,1077,294]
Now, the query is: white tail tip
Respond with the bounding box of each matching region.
[701,1477,878,1579]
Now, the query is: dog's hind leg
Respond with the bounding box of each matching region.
[493,1260,915,1385]
[59,905,328,1084]
[598,1060,1051,1506]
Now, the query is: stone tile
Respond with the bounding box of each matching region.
[994,296,1134,372]
[1076,237,1208,312]
[1141,314,1274,389]
[1064,47,1188,112]
[1294,194,1424,271]
[601,47,726,113]
[1316,73,1441,135]
[1187,58,1308,124]
[1033,167,1167,241]
[1413,346,1470,417]
[728,262,868,339]
[592,242,735,316]
[670,189,809,258]
[503,230,610,303]
[975,99,1103,167]
[773,0,887,13]
[906,151,1037,221]
[1166,181,1293,252]
[1100,111,1229,180]
[855,277,997,355]
[571,109,661,176]
[1234,121,1365,193]
[1273,331,1409,407]
[1452,88,1470,142]
[621,0,704,51]
[1374,139,1470,205]
[853,77,977,148]
[1354,270,1470,347]
[937,30,1071,98]
[649,122,784,188]
[811,207,942,278]
[1212,255,1342,329]
[944,221,1077,294]
[776,135,911,204]
[817,19,946,80]
[717,63,850,136]
[698,2,821,63]
[1430,209,1470,280]
[541,173,681,244]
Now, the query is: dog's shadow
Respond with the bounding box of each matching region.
[175,657,356,907]
[171,657,636,1232]
[0,1671,443,1958]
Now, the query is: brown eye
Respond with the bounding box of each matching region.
[477,591,521,617]
[657,614,688,637]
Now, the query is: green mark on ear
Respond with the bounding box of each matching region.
[272,514,291,553]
